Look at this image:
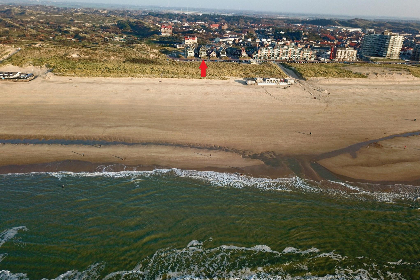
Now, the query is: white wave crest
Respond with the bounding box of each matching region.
[282,247,320,254]
[2,169,419,203]
[0,227,28,248]
[50,263,104,280]
[100,241,408,280]
[0,240,411,280]
[0,271,29,280]
[315,251,346,261]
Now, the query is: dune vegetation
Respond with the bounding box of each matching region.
[407,66,420,77]
[354,63,420,78]
[2,43,285,79]
[284,62,367,79]
[0,44,12,59]
[0,45,5,57]
[284,62,420,80]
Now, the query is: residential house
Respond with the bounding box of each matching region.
[241,47,248,58]
[184,36,198,45]
[161,25,173,36]
[185,46,195,58]
[199,46,208,59]
[217,46,227,58]
[208,48,217,58]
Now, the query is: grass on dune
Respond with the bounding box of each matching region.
[1,43,286,79]
[284,63,367,79]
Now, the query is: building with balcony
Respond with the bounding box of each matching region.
[360,31,403,59]
[254,42,314,61]
[332,47,358,61]
[412,44,420,61]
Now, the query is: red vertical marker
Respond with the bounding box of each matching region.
[199,60,208,77]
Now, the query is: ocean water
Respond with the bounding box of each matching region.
[0,169,419,279]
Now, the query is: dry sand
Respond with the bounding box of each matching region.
[1,67,420,182]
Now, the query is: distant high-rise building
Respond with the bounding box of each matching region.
[412,45,420,61]
[360,31,403,59]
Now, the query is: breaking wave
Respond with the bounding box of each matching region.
[0,227,29,279]
[0,226,27,249]
[3,168,419,204]
[0,237,413,280]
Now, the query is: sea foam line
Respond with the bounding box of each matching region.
[2,168,419,203]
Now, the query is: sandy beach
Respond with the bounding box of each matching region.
[1,67,420,182]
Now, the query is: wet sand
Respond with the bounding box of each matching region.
[1,69,420,182]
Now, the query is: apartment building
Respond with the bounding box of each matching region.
[412,44,420,61]
[360,31,403,59]
[254,42,314,61]
[332,47,358,61]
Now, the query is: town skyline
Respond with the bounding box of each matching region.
[14,0,419,20]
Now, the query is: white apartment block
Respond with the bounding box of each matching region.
[335,47,358,61]
[386,34,404,59]
[254,43,314,61]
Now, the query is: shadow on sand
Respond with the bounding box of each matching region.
[234,79,247,85]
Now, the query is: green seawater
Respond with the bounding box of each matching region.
[0,170,419,279]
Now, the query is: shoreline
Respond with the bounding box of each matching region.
[2,157,420,189]
[1,140,420,186]
[0,142,301,180]
[1,70,420,183]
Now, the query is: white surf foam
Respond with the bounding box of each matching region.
[0,240,411,280]
[0,271,29,280]
[0,226,28,272]
[282,247,320,254]
[2,168,419,203]
[100,241,409,280]
[0,227,27,248]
